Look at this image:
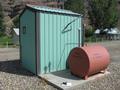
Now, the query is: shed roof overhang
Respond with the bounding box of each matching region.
[20,4,83,18]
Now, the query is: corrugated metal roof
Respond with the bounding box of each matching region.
[26,4,81,16]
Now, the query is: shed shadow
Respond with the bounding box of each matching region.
[0,59,34,76]
[51,70,82,80]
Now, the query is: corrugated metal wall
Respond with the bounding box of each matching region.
[39,12,82,74]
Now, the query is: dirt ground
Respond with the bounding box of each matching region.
[0,41,120,90]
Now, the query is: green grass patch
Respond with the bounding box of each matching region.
[85,35,109,43]
[0,36,14,47]
[85,36,97,42]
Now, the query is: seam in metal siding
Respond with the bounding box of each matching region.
[49,14,53,72]
[40,13,44,73]
[36,12,41,75]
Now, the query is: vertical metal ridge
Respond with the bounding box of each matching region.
[19,14,22,64]
[55,14,58,71]
[35,12,37,75]
[44,13,46,73]
[56,14,57,71]
[48,13,50,72]
[60,15,61,70]
[35,12,40,75]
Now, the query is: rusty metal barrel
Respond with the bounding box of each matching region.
[68,45,110,79]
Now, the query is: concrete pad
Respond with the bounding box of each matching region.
[40,70,110,90]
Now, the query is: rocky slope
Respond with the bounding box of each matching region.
[0,0,46,36]
[0,0,120,36]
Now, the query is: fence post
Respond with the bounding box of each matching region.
[6,42,8,48]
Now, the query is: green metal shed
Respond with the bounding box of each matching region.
[19,4,83,75]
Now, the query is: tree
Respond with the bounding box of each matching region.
[0,3,4,35]
[64,0,85,14]
[88,0,118,30]
[13,15,19,28]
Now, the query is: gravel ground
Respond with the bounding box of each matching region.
[71,62,120,90]
[0,41,120,90]
[0,48,57,90]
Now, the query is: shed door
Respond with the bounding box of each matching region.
[20,10,36,74]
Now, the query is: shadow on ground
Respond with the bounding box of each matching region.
[51,70,83,80]
[0,60,34,76]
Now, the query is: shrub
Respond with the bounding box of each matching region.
[85,27,94,37]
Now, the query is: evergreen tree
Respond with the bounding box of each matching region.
[64,0,85,14]
[13,16,19,28]
[0,3,4,35]
[88,0,118,30]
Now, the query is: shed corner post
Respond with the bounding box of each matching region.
[35,11,40,75]
[78,28,81,47]
[19,14,22,65]
[81,15,85,47]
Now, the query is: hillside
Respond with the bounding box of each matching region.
[0,0,65,36]
[0,0,120,36]
[0,0,47,36]
[0,0,55,18]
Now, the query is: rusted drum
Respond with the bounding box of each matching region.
[68,45,110,79]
